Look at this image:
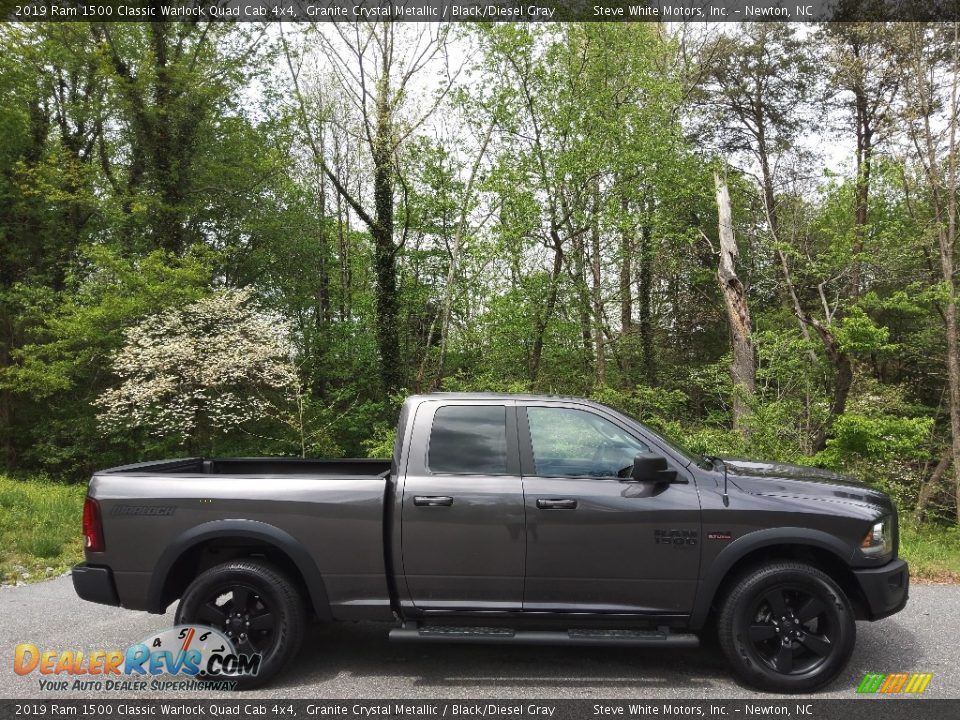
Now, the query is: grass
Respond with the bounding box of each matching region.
[0,474,957,586]
[899,522,960,584]
[0,475,86,585]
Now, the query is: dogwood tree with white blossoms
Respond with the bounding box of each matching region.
[96,289,300,446]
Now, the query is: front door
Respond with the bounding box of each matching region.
[520,403,702,614]
[400,401,525,611]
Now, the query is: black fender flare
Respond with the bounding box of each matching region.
[689,527,855,630]
[146,519,332,621]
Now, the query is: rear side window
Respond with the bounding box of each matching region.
[428,405,507,474]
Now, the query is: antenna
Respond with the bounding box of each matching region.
[721,457,729,507]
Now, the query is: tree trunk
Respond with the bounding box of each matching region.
[618,196,634,379]
[368,48,403,394]
[317,123,332,325]
[591,195,605,387]
[333,132,351,322]
[914,449,951,523]
[714,170,756,431]
[810,318,854,451]
[637,218,656,385]
[918,25,960,523]
[570,230,593,377]
[944,290,960,524]
[149,24,186,255]
[0,332,13,470]
[530,236,564,385]
[949,30,960,524]
[371,141,402,392]
[850,85,873,301]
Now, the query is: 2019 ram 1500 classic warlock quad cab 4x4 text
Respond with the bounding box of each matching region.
[73,394,908,692]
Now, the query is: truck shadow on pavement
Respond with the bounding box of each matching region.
[269,618,922,695]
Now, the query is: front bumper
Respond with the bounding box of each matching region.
[72,563,120,607]
[853,558,909,620]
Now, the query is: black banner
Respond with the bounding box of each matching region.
[4,0,960,23]
[1,700,959,720]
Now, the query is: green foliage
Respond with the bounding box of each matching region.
[590,386,688,431]
[817,413,934,466]
[0,21,958,538]
[440,372,533,395]
[4,246,215,399]
[739,401,815,464]
[1,247,215,475]
[363,426,397,459]
[835,307,894,355]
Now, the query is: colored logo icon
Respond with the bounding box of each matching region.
[857,672,932,694]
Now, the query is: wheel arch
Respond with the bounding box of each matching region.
[146,519,332,621]
[690,528,865,630]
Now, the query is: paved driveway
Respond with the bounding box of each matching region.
[1,577,957,700]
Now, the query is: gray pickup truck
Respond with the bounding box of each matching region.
[74,393,908,691]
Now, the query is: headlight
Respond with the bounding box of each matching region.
[861,516,893,557]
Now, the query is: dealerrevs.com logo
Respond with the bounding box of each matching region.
[856,672,933,694]
[13,625,260,692]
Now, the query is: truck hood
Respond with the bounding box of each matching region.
[721,458,894,513]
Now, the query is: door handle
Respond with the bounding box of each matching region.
[414,495,454,507]
[536,498,578,510]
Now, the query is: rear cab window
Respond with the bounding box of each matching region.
[427,405,508,474]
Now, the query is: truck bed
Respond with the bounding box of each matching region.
[86,456,394,620]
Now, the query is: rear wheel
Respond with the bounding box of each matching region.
[717,562,855,693]
[176,559,305,689]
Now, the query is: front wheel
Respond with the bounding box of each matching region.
[717,562,856,693]
[175,559,306,689]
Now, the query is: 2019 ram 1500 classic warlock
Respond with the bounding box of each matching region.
[73,394,909,692]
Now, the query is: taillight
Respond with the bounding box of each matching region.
[83,496,104,552]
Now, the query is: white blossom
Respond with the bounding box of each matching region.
[95,289,299,444]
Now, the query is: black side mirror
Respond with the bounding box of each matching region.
[631,453,677,484]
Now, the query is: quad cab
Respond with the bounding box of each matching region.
[74,394,909,691]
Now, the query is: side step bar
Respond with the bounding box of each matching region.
[389,624,699,648]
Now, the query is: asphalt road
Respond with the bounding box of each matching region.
[1,576,958,700]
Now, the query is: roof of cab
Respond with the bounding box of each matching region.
[405,392,608,406]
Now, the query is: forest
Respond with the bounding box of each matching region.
[2,20,960,544]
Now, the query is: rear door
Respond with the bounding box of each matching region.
[520,402,702,614]
[399,400,525,611]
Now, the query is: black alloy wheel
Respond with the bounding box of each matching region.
[194,582,278,657]
[176,559,306,689]
[718,561,856,692]
[745,585,836,675]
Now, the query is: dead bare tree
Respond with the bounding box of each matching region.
[714,168,756,431]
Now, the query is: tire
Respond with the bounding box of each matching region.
[175,559,306,689]
[717,562,856,693]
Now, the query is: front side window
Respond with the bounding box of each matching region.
[427,405,508,474]
[527,407,649,478]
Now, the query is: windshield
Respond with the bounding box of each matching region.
[602,405,710,469]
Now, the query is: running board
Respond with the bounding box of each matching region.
[389,624,699,648]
